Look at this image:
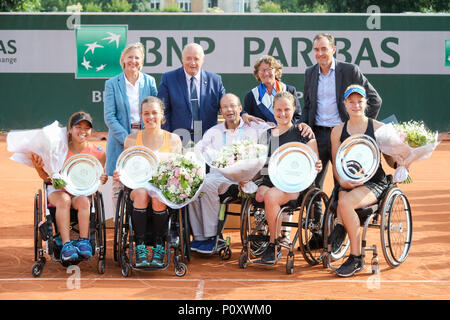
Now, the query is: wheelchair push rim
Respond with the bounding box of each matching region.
[380,187,413,267]
[298,188,329,266]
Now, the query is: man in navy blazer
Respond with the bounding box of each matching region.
[157,43,226,143]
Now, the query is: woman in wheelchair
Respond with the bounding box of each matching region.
[31,111,108,262]
[330,85,398,277]
[255,92,322,263]
[113,96,182,268]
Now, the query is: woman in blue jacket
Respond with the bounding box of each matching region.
[103,42,158,211]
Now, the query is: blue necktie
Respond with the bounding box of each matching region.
[190,77,200,121]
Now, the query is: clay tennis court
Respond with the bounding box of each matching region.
[0,135,449,301]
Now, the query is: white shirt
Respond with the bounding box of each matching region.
[125,72,141,125]
[196,118,272,175]
[315,58,342,127]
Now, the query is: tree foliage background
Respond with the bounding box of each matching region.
[0,0,448,13]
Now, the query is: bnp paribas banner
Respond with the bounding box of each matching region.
[2,28,450,75]
[0,13,449,132]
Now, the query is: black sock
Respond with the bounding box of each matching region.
[131,208,148,244]
[151,210,169,245]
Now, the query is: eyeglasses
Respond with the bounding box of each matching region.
[258,67,274,75]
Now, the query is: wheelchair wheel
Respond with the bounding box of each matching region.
[94,192,106,274]
[33,189,43,263]
[298,188,328,266]
[116,190,132,275]
[113,189,125,262]
[241,198,269,258]
[323,192,350,269]
[178,207,191,263]
[380,187,412,267]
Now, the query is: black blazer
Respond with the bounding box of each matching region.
[301,60,382,126]
[243,84,302,124]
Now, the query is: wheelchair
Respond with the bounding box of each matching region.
[321,175,412,274]
[238,184,329,274]
[113,188,189,277]
[32,183,106,277]
[189,184,244,260]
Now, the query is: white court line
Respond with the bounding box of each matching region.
[195,280,205,300]
[1,278,449,284]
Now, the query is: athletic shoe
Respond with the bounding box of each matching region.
[61,242,79,262]
[190,240,203,252]
[135,244,150,268]
[336,254,363,277]
[76,238,93,259]
[196,238,216,254]
[150,244,165,267]
[261,243,281,263]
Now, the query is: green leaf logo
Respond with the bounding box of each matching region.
[446,40,450,67]
[75,25,128,78]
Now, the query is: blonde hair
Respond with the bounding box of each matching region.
[120,42,145,70]
[253,55,283,82]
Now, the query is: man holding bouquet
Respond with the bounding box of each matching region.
[189,93,271,254]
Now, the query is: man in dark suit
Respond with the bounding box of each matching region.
[157,43,226,144]
[301,33,381,244]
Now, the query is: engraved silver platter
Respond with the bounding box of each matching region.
[116,146,159,189]
[61,153,103,196]
[268,142,318,193]
[335,134,380,184]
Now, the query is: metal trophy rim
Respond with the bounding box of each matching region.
[335,133,380,184]
[268,142,318,193]
[61,153,103,196]
[115,145,159,189]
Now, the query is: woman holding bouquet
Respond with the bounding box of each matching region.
[255,92,322,263]
[113,96,182,268]
[31,112,108,262]
[330,84,396,277]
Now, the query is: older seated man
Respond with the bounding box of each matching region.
[189,93,270,254]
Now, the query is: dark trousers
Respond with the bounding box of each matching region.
[313,126,338,219]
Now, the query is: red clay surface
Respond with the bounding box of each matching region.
[0,139,449,300]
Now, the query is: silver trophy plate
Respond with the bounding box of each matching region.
[335,134,380,184]
[116,145,159,189]
[268,142,318,193]
[61,154,103,196]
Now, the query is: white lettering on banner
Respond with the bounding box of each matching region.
[92,90,103,103]
[0,30,449,75]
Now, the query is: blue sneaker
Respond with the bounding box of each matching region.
[190,240,202,252]
[76,238,93,259]
[196,238,216,254]
[135,244,150,268]
[150,244,166,267]
[61,242,79,262]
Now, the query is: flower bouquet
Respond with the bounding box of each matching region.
[204,139,268,197]
[7,121,69,189]
[374,120,439,183]
[147,152,205,209]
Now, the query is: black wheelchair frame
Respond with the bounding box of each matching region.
[32,183,106,277]
[321,179,413,274]
[238,185,329,274]
[113,188,189,277]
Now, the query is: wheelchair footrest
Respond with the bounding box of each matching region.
[247,234,270,242]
